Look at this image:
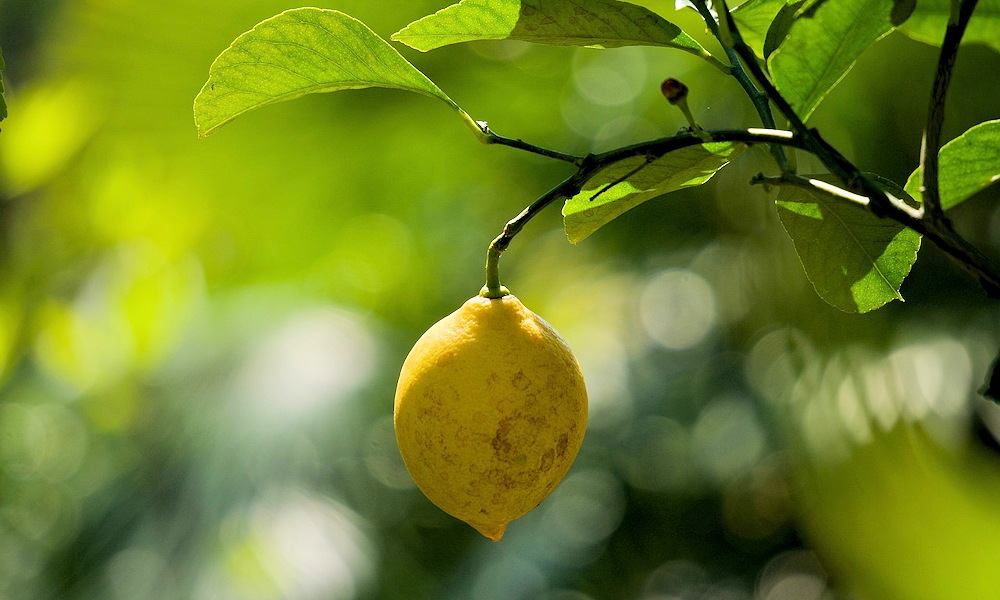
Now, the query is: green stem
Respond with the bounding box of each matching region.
[484,127,584,165]
[691,0,790,172]
[919,0,980,222]
[482,177,586,298]
[483,243,507,298]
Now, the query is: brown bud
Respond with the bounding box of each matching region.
[660,78,689,105]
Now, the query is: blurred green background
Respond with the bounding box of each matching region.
[2,1,1000,599]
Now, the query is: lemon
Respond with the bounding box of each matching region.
[394,292,588,540]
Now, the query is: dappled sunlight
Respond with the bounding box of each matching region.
[537,469,626,557]
[639,268,717,350]
[200,490,375,600]
[0,80,98,194]
[0,402,87,483]
[230,307,377,431]
[33,243,204,393]
[572,47,649,108]
[691,394,766,484]
[755,551,832,600]
[756,331,981,462]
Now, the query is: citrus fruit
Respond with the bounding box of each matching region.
[393,292,588,540]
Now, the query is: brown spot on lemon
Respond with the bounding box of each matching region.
[394,294,588,540]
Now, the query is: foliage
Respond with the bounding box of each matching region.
[193,0,1000,315]
[775,175,921,313]
[2,0,1000,599]
[194,8,480,138]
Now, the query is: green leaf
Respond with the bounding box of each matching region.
[898,0,1000,54]
[776,176,922,313]
[762,0,805,58]
[768,0,896,121]
[904,119,1000,210]
[732,0,795,58]
[562,142,746,244]
[194,8,479,138]
[0,46,6,125]
[890,0,917,26]
[391,0,715,61]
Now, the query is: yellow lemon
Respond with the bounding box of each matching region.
[394,293,588,540]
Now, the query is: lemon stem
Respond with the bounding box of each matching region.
[482,240,509,298]
[481,182,573,298]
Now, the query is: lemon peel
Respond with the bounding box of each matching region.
[394,293,588,540]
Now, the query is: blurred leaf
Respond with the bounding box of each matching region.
[768,0,895,121]
[905,119,1000,210]
[562,142,746,244]
[732,0,794,58]
[194,8,478,138]
[800,425,1000,600]
[391,0,715,61]
[898,0,1000,53]
[1,46,6,125]
[775,176,921,313]
[980,348,1000,403]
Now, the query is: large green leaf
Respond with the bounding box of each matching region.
[562,142,746,244]
[776,176,921,313]
[732,0,794,58]
[195,8,478,138]
[904,119,1000,210]
[898,0,1000,54]
[392,0,714,61]
[768,0,895,121]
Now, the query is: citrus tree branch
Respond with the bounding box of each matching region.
[485,124,1000,298]
[484,128,813,295]
[689,0,790,172]
[712,0,926,226]
[919,0,980,222]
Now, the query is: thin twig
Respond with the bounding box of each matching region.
[484,128,810,294]
[919,0,981,222]
[484,127,584,165]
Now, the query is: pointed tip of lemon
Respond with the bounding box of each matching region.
[473,522,508,541]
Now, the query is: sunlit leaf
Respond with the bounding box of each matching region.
[898,0,1000,53]
[905,119,1000,210]
[732,0,794,58]
[392,0,715,61]
[194,8,478,138]
[768,0,895,121]
[776,176,921,313]
[562,142,746,244]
